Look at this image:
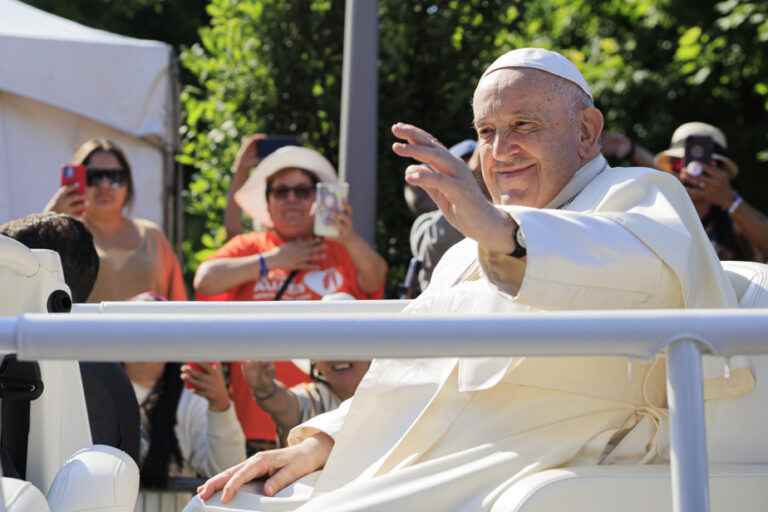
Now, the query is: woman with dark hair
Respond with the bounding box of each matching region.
[45,138,186,301]
[126,292,246,511]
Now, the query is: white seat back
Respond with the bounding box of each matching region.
[25,362,92,493]
[705,261,768,463]
[0,237,91,492]
[493,465,768,512]
[2,478,51,512]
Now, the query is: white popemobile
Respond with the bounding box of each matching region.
[0,235,138,511]
[2,234,768,512]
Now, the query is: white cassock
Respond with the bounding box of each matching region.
[193,155,744,512]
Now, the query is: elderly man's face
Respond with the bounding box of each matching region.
[472,69,584,207]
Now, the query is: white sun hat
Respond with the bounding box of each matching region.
[654,122,739,178]
[481,47,593,100]
[235,145,339,227]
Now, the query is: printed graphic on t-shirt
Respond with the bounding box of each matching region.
[250,268,344,300]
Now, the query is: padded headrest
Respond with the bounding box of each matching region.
[47,445,139,512]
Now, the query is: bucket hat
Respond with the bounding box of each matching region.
[235,146,338,227]
[655,122,738,178]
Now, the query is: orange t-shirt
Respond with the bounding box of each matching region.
[198,230,383,441]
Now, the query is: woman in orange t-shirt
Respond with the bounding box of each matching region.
[194,144,387,452]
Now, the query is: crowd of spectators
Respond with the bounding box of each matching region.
[2,73,768,509]
[1,137,389,498]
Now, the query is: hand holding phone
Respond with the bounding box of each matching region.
[45,164,87,215]
[61,164,87,193]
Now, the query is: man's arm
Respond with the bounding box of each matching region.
[480,205,682,308]
[686,163,768,257]
[194,254,264,296]
[194,239,326,296]
[241,361,302,445]
[730,200,768,256]
[331,203,388,295]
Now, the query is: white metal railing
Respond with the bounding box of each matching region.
[4,301,768,512]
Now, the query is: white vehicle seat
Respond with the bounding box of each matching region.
[47,445,139,512]
[490,465,768,511]
[2,477,51,512]
[0,237,91,493]
[493,260,768,511]
[25,360,93,494]
[0,236,137,511]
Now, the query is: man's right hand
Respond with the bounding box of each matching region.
[197,433,334,503]
[268,239,325,271]
[392,123,518,254]
[44,185,85,216]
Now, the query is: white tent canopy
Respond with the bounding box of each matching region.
[0,0,179,230]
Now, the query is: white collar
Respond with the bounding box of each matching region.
[545,154,608,210]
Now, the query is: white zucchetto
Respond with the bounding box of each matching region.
[482,48,592,99]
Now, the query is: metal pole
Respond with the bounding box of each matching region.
[338,0,379,244]
[666,338,711,512]
[72,300,409,315]
[8,309,768,361]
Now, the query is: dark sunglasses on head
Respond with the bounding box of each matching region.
[86,169,129,188]
[268,184,315,200]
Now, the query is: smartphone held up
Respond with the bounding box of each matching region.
[683,135,714,177]
[256,135,298,160]
[61,164,86,193]
[314,182,349,238]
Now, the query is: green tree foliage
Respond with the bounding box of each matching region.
[176,0,766,292]
[22,0,209,48]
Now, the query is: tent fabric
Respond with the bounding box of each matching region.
[0,0,178,228]
[0,91,165,225]
[0,0,176,146]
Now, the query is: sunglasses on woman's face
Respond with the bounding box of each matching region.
[86,168,129,188]
[268,184,315,200]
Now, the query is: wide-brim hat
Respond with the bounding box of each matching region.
[235,146,339,227]
[654,122,738,178]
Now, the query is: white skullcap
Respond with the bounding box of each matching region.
[481,48,592,99]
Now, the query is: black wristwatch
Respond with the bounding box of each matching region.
[509,223,527,258]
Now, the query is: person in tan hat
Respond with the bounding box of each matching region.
[193,144,387,455]
[655,122,768,261]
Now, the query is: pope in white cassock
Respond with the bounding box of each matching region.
[189,48,739,511]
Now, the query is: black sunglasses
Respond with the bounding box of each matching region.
[268,184,315,200]
[86,168,129,188]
